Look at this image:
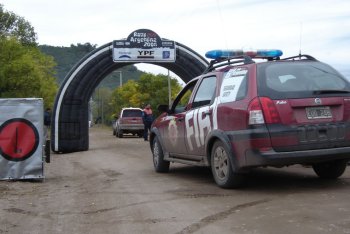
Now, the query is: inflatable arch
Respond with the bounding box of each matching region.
[51,31,209,153]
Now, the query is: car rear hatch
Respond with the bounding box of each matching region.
[120,117,143,125]
[120,110,143,125]
[256,60,350,152]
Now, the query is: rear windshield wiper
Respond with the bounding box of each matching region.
[313,90,350,94]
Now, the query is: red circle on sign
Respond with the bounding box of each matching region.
[0,118,39,161]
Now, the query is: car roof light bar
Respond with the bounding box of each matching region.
[205,49,283,60]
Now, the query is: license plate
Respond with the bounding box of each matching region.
[306,106,332,119]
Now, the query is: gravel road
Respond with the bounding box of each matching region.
[1,127,350,234]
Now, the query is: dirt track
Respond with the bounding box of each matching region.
[1,127,350,234]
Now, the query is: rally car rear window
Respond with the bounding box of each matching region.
[257,61,350,99]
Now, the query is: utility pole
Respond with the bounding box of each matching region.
[114,70,123,87]
[168,70,171,106]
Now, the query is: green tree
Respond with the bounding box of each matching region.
[110,73,183,119]
[0,37,58,107]
[0,4,37,46]
[110,80,139,119]
[0,5,57,108]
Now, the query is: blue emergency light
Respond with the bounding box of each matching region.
[205,49,283,59]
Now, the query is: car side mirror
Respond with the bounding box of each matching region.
[157,104,169,113]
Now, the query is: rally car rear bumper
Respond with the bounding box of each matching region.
[243,146,350,168]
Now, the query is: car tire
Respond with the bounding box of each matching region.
[211,141,243,188]
[312,159,348,179]
[152,137,170,173]
[117,129,123,138]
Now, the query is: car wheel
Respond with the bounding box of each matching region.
[312,159,348,179]
[211,141,243,188]
[152,137,169,173]
[117,129,123,138]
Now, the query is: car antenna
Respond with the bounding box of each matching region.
[299,22,303,59]
[215,0,229,50]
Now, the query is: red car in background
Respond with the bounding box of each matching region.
[150,49,350,188]
[113,107,144,138]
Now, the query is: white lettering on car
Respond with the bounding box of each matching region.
[185,106,212,151]
[193,109,200,147]
[185,110,195,151]
[276,100,287,105]
[212,97,219,130]
[198,106,211,145]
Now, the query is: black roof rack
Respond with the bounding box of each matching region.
[280,54,317,61]
[202,54,317,74]
[203,55,255,74]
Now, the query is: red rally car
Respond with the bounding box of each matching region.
[150,49,350,188]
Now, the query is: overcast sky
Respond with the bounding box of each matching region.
[2,0,350,79]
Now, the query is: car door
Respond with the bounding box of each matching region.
[184,76,217,156]
[159,79,198,155]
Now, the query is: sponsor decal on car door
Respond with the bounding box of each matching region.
[185,106,212,153]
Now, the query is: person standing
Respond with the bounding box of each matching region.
[142,104,154,141]
[44,108,51,140]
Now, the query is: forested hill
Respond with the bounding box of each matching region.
[39,43,145,88]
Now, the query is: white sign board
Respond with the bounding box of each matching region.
[113,29,176,63]
[219,68,248,103]
[0,98,44,180]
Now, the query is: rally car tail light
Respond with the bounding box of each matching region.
[248,98,265,125]
[260,97,281,124]
[248,97,281,125]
